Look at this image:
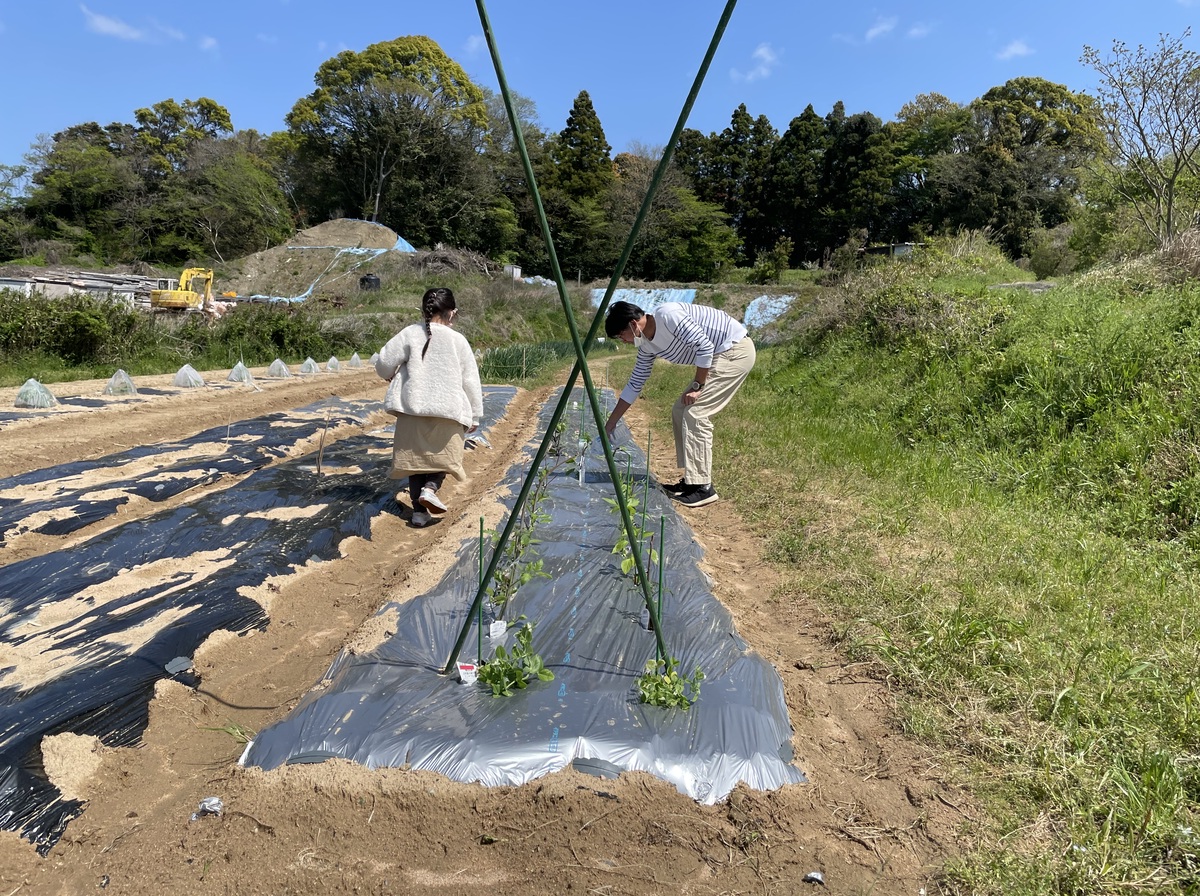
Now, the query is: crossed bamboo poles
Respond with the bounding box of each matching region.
[443,0,740,675]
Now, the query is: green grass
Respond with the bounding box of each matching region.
[625,237,1200,894]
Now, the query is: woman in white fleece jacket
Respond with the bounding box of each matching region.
[375,287,483,527]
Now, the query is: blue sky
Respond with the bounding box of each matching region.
[1,1,1197,173]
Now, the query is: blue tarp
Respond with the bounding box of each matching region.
[744,294,796,328]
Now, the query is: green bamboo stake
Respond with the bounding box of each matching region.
[445,0,738,674]
[478,516,485,663]
[656,515,666,664]
[641,429,651,538]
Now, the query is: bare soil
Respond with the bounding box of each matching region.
[0,365,974,895]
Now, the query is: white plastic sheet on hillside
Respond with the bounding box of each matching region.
[590,288,697,311]
[744,294,796,328]
[243,388,805,804]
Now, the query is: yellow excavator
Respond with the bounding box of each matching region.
[150,267,213,310]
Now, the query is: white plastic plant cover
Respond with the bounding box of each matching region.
[172,364,205,388]
[326,356,341,372]
[244,389,806,805]
[298,357,319,374]
[14,378,57,408]
[227,362,255,384]
[266,358,292,378]
[347,352,363,368]
[103,369,138,396]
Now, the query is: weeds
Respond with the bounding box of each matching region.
[627,236,1200,892]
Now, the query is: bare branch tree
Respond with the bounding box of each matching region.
[1082,29,1200,246]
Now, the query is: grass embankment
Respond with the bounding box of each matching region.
[630,237,1200,894]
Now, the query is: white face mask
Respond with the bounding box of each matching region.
[631,322,647,349]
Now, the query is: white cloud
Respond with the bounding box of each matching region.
[465,34,486,56]
[730,42,779,83]
[866,16,897,41]
[256,33,278,45]
[199,36,218,52]
[80,5,145,41]
[996,39,1033,60]
[907,23,932,39]
[151,20,185,42]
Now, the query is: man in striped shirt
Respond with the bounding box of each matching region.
[603,300,756,507]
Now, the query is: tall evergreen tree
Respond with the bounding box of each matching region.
[549,90,614,202]
[544,90,614,279]
[756,105,825,262]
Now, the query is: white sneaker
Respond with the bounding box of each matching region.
[411,509,431,527]
[420,486,448,514]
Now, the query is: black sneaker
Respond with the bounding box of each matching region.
[674,484,719,507]
[661,477,690,496]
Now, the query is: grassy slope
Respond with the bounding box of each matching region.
[626,239,1200,894]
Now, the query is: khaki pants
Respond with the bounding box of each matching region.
[671,337,756,486]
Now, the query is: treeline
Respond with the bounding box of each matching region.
[0,32,1197,279]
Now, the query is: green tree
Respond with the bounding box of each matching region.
[604,145,736,281]
[756,105,825,262]
[1082,29,1200,247]
[173,136,293,262]
[134,97,233,177]
[285,36,489,227]
[541,91,614,279]
[677,106,777,263]
[928,78,1102,257]
[889,93,972,240]
[548,90,613,202]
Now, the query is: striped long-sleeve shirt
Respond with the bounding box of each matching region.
[618,303,748,406]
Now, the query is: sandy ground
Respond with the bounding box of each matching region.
[0,365,974,895]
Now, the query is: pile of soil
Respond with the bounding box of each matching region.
[287,219,402,251]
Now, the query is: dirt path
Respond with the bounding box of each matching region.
[0,366,971,895]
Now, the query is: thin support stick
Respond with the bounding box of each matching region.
[316,407,330,475]
[656,515,666,664]
[478,516,485,663]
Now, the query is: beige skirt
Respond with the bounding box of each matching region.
[388,414,467,481]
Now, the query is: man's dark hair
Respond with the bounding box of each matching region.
[605,301,645,338]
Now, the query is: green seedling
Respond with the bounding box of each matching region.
[487,465,553,612]
[478,620,555,697]
[605,466,659,581]
[200,722,257,744]
[637,656,704,709]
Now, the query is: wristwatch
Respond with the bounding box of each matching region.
[689,380,704,392]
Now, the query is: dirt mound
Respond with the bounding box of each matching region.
[288,218,401,250]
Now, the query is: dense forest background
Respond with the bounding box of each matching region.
[0,31,1197,282]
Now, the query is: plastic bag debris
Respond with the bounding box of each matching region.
[802,870,825,885]
[15,378,58,409]
[189,797,223,821]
